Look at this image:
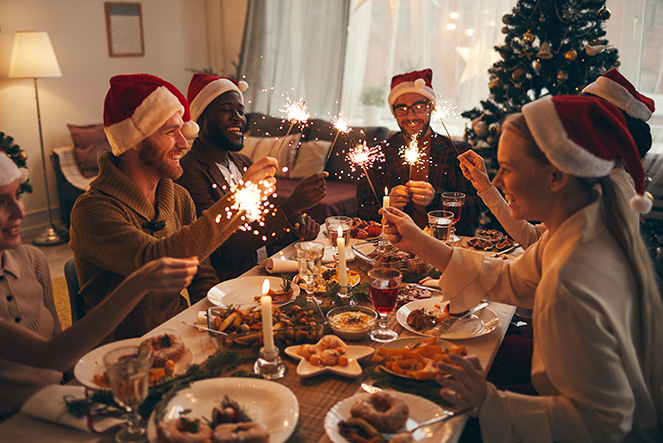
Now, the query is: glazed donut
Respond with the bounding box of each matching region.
[156,418,212,443]
[350,392,409,433]
[212,422,269,443]
[139,333,185,367]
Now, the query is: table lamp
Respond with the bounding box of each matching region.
[9,31,68,245]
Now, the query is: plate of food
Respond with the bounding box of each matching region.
[348,218,382,239]
[285,335,374,378]
[74,334,193,390]
[371,337,466,381]
[293,265,361,294]
[207,276,299,308]
[396,298,499,340]
[325,390,456,443]
[147,377,298,443]
[463,234,515,252]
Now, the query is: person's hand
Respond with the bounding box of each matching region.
[379,206,425,254]
[243,157,278,188]
[281,172,328,216]
[290,214,320,240]
[436,353,487,412]
[129,257,199,292]
[457,150,492,193]
[406,180,435,206]
[389,185,411,209]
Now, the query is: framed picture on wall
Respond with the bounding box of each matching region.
[105,2,144,57]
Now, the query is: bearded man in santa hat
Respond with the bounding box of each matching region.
[356,68,480,235]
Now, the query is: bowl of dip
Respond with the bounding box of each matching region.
[326,305,378,341]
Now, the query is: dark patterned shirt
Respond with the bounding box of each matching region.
[356,131,480,236]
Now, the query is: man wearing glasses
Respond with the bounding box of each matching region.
[356,69,479,235]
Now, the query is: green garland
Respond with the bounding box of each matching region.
[0,132,32,193]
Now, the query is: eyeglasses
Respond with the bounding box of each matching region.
[392,101,431,117]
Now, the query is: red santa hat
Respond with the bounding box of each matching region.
[0,151,27,187]
[388,68,436,106]
[103,74,199,156]
[522,95,652,214]
[187,74,249,122]
[582,68,655,122]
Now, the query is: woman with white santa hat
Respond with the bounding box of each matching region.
[0,151,199,418]
[382,94,662,442]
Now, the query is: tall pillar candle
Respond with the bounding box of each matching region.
[260,279,276,357]
[337,226,348,293]
[382,187,390,241]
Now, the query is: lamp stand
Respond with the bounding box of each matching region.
[31,78,68,246]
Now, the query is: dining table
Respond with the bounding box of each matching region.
[0,233,520,443]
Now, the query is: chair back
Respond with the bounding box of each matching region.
[64,258,84,323]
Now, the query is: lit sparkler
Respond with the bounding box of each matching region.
[432,98,461,156]
[400,135,423,181]
[275,98,310,159]
[324,115,352,167]
[346,142,384,203]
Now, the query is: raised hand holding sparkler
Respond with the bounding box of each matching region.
[275,98,310,160]
[323,115,352,168]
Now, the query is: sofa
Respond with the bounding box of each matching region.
[52,116,393,226]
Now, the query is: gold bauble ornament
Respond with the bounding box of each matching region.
[564,49,578,61]
[18,152,27,161]
[523,30,535,44]
[598,8,611,20]
[502,14,512,24]
[512,68,526,82]
[557,71,568,82]
[533,60,542,73]
[502,26,510,34]
[614,60,621,67]
[489,78,502,91]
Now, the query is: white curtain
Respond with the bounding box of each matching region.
[238,0,349,118]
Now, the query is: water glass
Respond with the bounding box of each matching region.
[325,216,352,250]
[441,192,465,242]
[368,267,402,343]
[427,210,454,242]
[294,241,325,304]
[104,346,153,443]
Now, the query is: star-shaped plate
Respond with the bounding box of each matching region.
[285,343,375,378]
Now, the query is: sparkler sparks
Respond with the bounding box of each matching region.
[346,142,384,203]
[400,135,424,180]
[432,98,461,156]
[275,98,310,158]
[324,115,353,168]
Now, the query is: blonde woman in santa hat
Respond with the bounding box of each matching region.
[0,151,199,418]
[382,95,662,441]
[458,68,655,249]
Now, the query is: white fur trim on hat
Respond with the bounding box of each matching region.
[521,96,613,177]
[104,86,184,156]
[189,79,248,122]
[582,77,653,122]
[0,153,25,187]
[388,81,435,106]
[630,193,653,214]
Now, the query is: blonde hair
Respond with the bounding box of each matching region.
[504,112,663,416]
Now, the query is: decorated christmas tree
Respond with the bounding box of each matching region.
[462,0,619,174]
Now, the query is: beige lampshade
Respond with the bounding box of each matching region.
[8,31,62,79]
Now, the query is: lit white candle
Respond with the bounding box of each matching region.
[260,279,276,357]
[383,187,390,208]
[337,226,348,293]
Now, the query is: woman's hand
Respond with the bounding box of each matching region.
[436,353,487,412]
[388,185,411,210]
[128,257,199,292]
[406,180,435,206]
[380,206,425,253]
[457,150,492,193]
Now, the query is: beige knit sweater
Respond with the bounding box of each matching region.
[69,152,251,340]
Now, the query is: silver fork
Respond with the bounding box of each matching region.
[435,302,488,334]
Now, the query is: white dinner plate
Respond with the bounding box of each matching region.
[285,344,375,378]
[396,298,499,340]
[207,276,299,308]
[74,337,194,390]
[324,391,458,443]
[147,378,299,443]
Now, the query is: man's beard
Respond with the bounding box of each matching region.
[206,123,243,152]
[138,138,183,179]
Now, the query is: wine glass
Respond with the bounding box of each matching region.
[104,345,153,443]
[427,210,454,242]
[441,192,465,243]
[368,267,402,343]
[294,241,325,306]
[325,216,352,254]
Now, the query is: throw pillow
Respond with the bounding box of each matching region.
[242,133,301,178]
[67,123,111,178]
[288,140,332,179]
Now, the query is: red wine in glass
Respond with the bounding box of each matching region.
[443,201,463,223]
[370,282,399,314]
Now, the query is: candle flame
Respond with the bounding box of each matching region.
[280,98,310,124]
[262,278,270,295]
[337,225,343,237]
[384,187,389,196]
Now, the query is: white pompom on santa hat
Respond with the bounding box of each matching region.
[0,151,27,187]
[388,68,436,106]
[582,68,655,122]
[522,95,652,214]
[103,73,199,157]
[187,73,249,122]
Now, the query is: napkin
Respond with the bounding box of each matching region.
[420,277,442,289]
[21,385,126,434]
[261,247,355,274]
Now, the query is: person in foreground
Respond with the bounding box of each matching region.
[178,74,325,281]
[69,74,277,340]
[382,95,662,441]
[356,68,479,235]
[0,151,199,417]
[457,68,655,249]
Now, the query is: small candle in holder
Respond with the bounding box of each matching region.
[260,279,276,358]
[337,226,348,293]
